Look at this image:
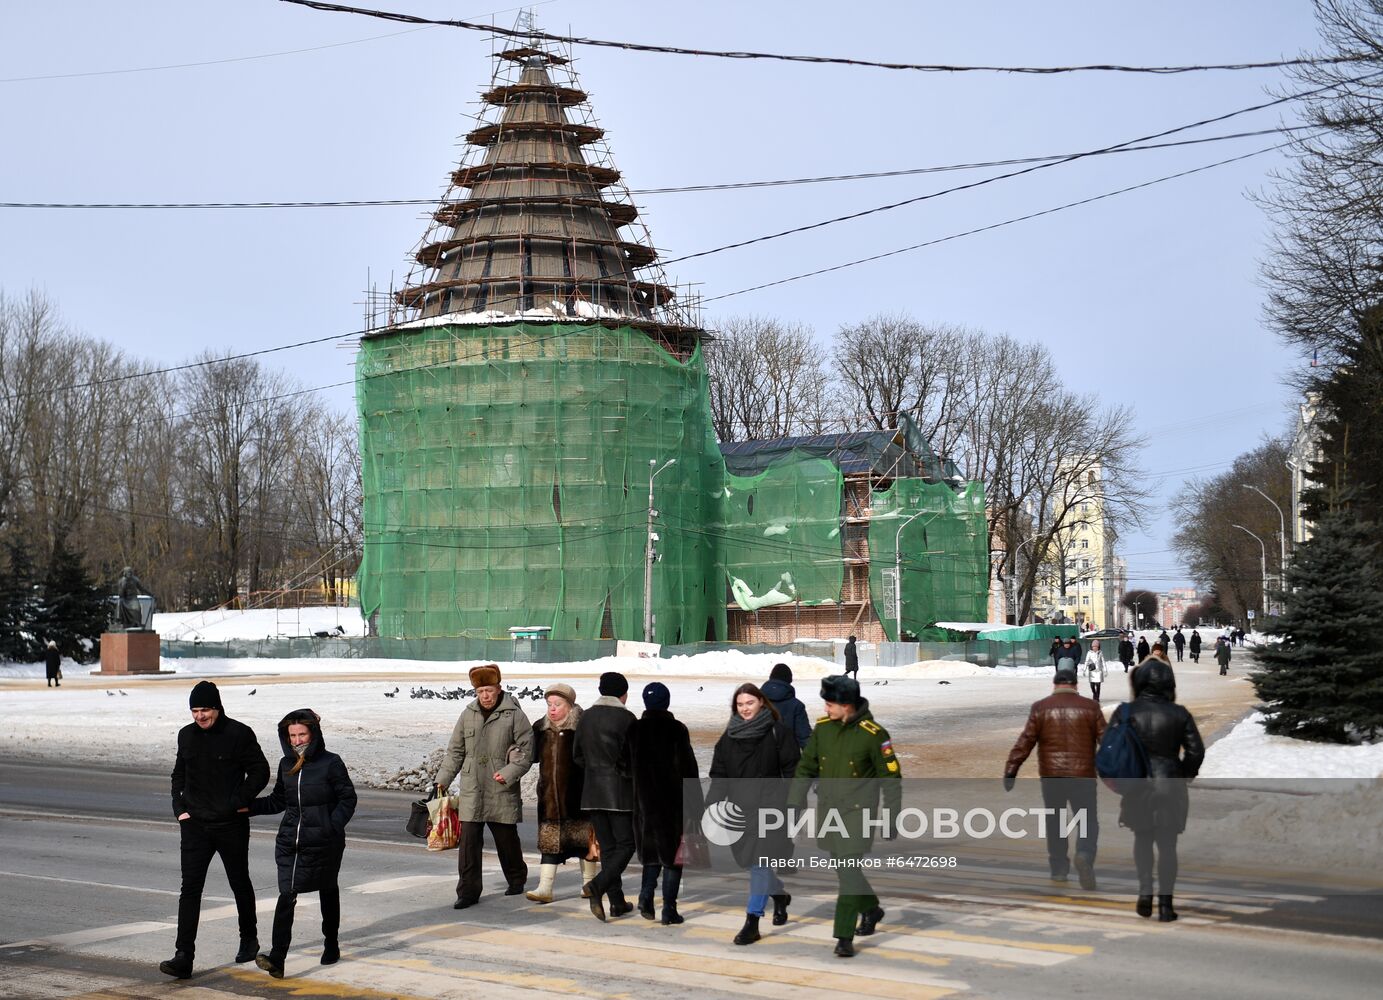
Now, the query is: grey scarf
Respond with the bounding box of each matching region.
[726,707,776,741]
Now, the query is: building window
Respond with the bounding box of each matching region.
[1081,539,1089,549]
[1082,596,1090,605]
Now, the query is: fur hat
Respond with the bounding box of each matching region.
[769,662,793,683]
[819,673,861,706]
[1053,666,1079,686]
[642,681,671,711]
[469,663,502,688]
[189,680,222,711]
[598,671,629,697]
[544,682,577,705]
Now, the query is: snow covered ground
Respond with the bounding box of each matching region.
[2,611,1377,790]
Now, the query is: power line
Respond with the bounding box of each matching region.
[0,2,554,84]
[0,27,431,84]
[282,1,1369,76]
[1,329,364,402]
[703,140,1293,304]
[0,127,1305,211]
[667,74,1377,267]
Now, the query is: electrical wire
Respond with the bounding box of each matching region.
[0,126,1305,211]
[281,1,1369,76]
[702,140,1293,303]
[667,74,1376,267]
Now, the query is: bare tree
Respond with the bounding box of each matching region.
[704,316,832,440]
[1172,438,1292,620]
[290,410,363,604]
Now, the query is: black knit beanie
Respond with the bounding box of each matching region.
[189,680,223,710]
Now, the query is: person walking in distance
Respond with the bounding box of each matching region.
[1117,632,1135,673]
[1136,635,1151,663]
[160,681,270,980]
[1083,639,1107,702]
[1215,637,1232,676]
[44,640,61,687]
[573,671,638,921]
[527,683,596,905]
[1189,629,1202,663]
[1172,627,1186,662]
[251,709,357,979]
[790,675,901,958]
[844,635,859,679]
[762,662,811,749]
[1119,659,1205,921]
[435,664,534,909]
[709,683,800,947]
[630,682,703,925]
[1003,666,1106,889]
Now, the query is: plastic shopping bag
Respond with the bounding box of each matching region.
[426,793,461,851]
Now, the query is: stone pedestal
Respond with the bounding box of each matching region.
[95,631,169,674]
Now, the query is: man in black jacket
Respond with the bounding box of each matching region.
[1117,633,1136,672]
[160,681,270,980]
[574,671,637,921]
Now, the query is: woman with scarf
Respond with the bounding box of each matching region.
[527,683,597,904]
[250,709,357,979]
[708,682,800,947]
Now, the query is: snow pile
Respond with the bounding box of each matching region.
[1199,712,1383,781]
[1189,780,1383,878]
[159,607,365,641]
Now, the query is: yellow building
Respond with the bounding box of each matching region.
[1032,463,1120,630]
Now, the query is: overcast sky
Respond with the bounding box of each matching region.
[0,1,1327,593]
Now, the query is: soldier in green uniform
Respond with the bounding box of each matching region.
[790,674,902,958]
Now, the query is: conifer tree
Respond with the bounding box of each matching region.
[1252,510,1383,741]
[0,538,41,663]
[33,537,108,663]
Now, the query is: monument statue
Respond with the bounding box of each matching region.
[113,566,156,631]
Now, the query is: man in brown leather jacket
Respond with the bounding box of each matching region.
[1003,667,1106,889]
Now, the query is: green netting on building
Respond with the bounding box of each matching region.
[356,321,991,642]
[356,322,724,643]
[718,454,843,610]
[868,480,989,641]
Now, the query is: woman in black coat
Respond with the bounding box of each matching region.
[250,709,357,978]
[631,682,703,924]
[707,682,800,947]
[1118,661,1204,922]
[44,640,61,687]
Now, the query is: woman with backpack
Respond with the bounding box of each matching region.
[250,709,357,978]
[1117,660,1204,922]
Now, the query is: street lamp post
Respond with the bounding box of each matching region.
[1232,523,1267,625]
[1008,534,1042,626]
[894,509,938,641]
[644,458,676,643]
[1242,484,1287,612]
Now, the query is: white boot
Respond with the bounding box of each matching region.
[581,859,600,898]
[526,863,557,903]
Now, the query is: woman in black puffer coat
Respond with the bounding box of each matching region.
[1118,660,1204,922]
[250,709,357,978]
[708,683,800,947]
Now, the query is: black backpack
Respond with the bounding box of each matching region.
[1095,703,1149,794]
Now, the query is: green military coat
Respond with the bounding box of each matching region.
[790,701,902,853]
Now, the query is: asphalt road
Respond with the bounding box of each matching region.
[2,759,1382,999]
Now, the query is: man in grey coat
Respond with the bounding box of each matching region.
[573,671,637,921]
[436,664,534,909]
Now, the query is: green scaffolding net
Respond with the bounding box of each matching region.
[716,454,844,611]
[356,322,724,643]
[356,321,990,642]
[868,480,989,641]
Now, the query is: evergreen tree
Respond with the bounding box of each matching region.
[32,537,108,664]
[0,538,42,663]
[1252,510,1383,741]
